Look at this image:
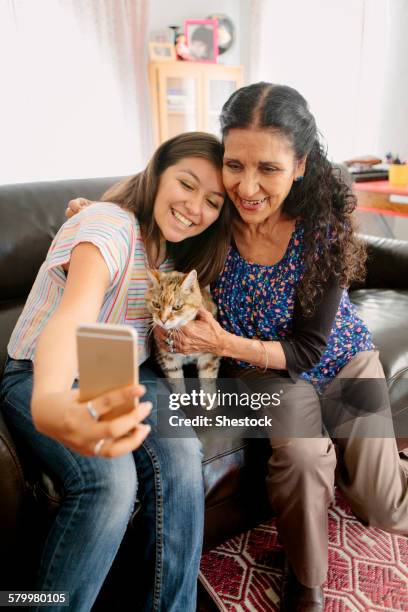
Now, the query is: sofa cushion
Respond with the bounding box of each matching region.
[0,177,122,301]
[351,288,408,437]
[0,300,24,373]
[350,288,408,380]
[0,177,122,371]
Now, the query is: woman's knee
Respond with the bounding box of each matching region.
[145,434,204,494]
[172,436,203,473]
[269,437,335,475]
[65,453,138,519]
[267,438,336,511]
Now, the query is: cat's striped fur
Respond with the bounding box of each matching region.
[146,270,220,407]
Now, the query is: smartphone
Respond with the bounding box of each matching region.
[76,323,138,419]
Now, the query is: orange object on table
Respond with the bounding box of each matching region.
[389,164,408,187]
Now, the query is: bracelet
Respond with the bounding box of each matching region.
[257,339,269,372]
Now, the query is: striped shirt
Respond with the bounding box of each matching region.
[8,202,173,365]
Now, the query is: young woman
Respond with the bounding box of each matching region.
[0,132,231,612]
[156,84,408,611]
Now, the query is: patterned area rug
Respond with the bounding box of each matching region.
[199,490,408,611]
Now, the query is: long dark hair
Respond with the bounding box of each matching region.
[102,132,231,286]
[220,82,366,316]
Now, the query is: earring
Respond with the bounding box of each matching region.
[294,175,304,183]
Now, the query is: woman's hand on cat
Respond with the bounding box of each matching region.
[155,307,227,356]
[180,308,227,355]
[65,197,93,219]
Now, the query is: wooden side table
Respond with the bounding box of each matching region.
[353,180,408,239]
[354,180,408,216]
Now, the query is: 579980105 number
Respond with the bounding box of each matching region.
[0,592,69,607]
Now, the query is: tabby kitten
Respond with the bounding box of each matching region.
[146,269,220,407]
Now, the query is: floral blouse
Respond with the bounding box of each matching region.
[211,220,374,390]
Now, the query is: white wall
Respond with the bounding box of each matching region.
[377,0,408,161]
[148,0,244,67]
[237,0,408,164]
[238,0,251,81]
[236,0,408,160]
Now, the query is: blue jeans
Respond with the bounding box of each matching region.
[0,358,204,612]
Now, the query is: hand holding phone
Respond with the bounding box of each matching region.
[31,384,151,458]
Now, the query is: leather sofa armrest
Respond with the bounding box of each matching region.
[0,411,26,536]
[355,234,408,290]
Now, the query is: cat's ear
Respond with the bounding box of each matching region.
[147,269,160,287]
[181,269,197,292]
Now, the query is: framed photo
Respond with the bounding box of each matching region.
[184,19,218,63]
[149,42,176,61]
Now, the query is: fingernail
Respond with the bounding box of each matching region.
[132,385,146,396]
[143,401,153,411]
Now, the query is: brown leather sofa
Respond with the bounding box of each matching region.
[1,177,407,609]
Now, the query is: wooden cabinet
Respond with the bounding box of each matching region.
[148,61,243,145]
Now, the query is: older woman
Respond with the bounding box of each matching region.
[162,83,408,611]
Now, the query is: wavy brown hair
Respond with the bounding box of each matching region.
[102,132,231,286]
[220,82,366,316]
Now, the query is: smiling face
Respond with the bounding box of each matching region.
[153,157,225,243]
[222,128,306,225]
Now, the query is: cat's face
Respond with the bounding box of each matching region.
[146,270,202,330]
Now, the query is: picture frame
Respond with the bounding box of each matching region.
[148,42,176,61]
[184,19,218,63]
